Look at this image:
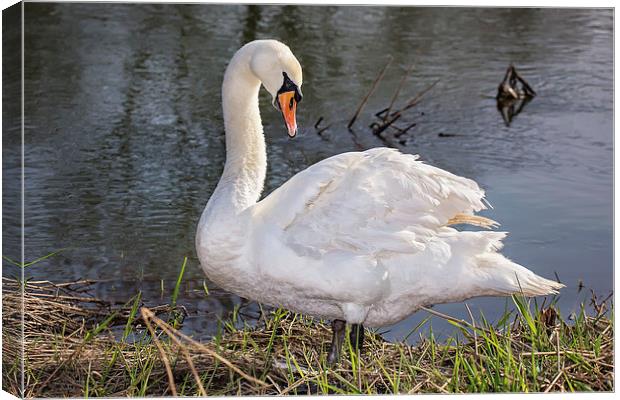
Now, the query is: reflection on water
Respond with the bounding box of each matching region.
[497,96,533,127]
[4,4,612,341]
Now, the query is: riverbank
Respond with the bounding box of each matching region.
[2,277,613,396]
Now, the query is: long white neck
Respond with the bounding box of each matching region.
[209,47,267,216]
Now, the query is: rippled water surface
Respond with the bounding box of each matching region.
[3,4,613,341]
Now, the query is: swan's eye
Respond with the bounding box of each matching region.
[278,71,302,105]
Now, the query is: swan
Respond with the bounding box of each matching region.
[196,40,564,363]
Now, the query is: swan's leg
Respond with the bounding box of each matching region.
[327,319,346,365]
[349,323,365,351]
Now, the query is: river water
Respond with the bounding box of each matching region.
[3,4,613,341]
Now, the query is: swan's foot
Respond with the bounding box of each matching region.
[327,319,346,365]
[350,323,365,351]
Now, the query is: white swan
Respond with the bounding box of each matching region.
[196,40,563,363]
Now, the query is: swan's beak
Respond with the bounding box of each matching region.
[277,91,298,138]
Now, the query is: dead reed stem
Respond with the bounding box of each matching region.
[348,56,393,130]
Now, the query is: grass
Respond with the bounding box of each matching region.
[1,270,613,397]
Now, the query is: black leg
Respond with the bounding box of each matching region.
[349,323,365,351]
[327,319,346,365]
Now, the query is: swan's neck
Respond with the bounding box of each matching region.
[211,52,267,215]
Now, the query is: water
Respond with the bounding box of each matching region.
[3,4,613,342]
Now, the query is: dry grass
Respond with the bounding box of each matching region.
[2,277,614,397]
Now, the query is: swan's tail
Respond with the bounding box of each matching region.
[476,252,564,297]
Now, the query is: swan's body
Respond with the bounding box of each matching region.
[196,40,562,331]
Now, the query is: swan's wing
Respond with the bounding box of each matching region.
[254,147,492,257]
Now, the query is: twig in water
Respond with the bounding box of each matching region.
[346,128,366,150]
[384,63,414,122]
[314,116,324,129]
[375,107,389,119]
[313,116,331,139]
[317,125,331,137]
[392,122,417,138]
[515,71,536,96]
[348,55,393,130]
[372,114,401,138]
[398,79,440,114]
[510,65,537,97]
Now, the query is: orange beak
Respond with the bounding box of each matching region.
[277,91,298,138]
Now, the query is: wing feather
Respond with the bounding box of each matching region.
[254,147,491,257]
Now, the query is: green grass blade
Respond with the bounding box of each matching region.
[171,256,188,308]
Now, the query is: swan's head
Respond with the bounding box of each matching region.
[249,40,303,138]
